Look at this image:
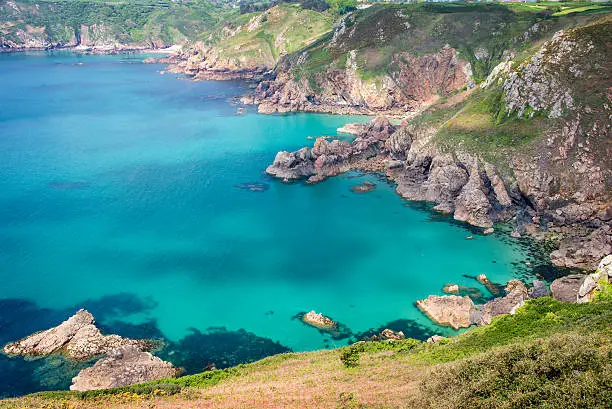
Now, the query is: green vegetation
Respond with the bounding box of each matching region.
[207,3,334,68]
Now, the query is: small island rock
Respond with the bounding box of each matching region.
[379,329,405,341]
[302,310,336,328]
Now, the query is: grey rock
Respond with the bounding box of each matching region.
[551,225,612,270]
[70,346,180,391]
[476,280,529,326]
[550,274,586,303]
[529,280,550,299]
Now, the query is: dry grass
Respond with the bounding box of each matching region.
[1,350,425,409]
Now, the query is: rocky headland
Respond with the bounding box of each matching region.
[264,16,612,270]
[2,310,179,391]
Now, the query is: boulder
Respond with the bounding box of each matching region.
[2,310,151,360]
[529,279,550,299]
[426,335,446,344]
[416,295,476,330]
[443,284,460,294]
[70,346,180,392]
[550,275,586,303]
[597,254,612,282]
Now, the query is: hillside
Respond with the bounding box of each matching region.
[0,0,234,51]
[2,297,610,408]
[248,2,611,114]
[158,2,334,79]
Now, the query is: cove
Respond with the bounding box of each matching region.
[0,52,532,397]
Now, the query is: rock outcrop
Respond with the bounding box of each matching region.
[266,117,396,182]
[551,255,611,303]
[70,346,180,392]
[415,295,476,330]
[2,310,152,360]
[379,329,405,341]
[473,280,529,326]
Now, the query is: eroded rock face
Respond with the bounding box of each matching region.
[249,47,470,115]
[550,225,612,270]
[70,346,180,391]
[415,295,476,330]
[2,310,151,360]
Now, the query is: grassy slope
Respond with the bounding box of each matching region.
[416,13,611,175]
[285,2,610,83]
[2,297,610,408]
[204,3,334,68]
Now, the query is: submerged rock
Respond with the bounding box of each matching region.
[350,181,376,193]
[2,310,152,360]
[416,295,476,330]
[70,346,180,391]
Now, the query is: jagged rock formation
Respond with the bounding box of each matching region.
[70,346,180,391]
[472,280,529,326]
[265,16,611,267]
[266,117,396,182]
[550,256,611,303]
[2,310,152,360]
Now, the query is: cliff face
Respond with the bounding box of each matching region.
[248,46,471,115]
[243,3,574,114]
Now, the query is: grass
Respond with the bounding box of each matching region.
[2,298,610,408]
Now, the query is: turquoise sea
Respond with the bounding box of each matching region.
[0,52,538,396]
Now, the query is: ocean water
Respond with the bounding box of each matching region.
[0,51,534,397]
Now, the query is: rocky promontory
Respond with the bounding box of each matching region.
[3,310,180,392]
[2,309,152,360]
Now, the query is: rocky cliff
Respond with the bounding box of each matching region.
[266,15,612,270]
